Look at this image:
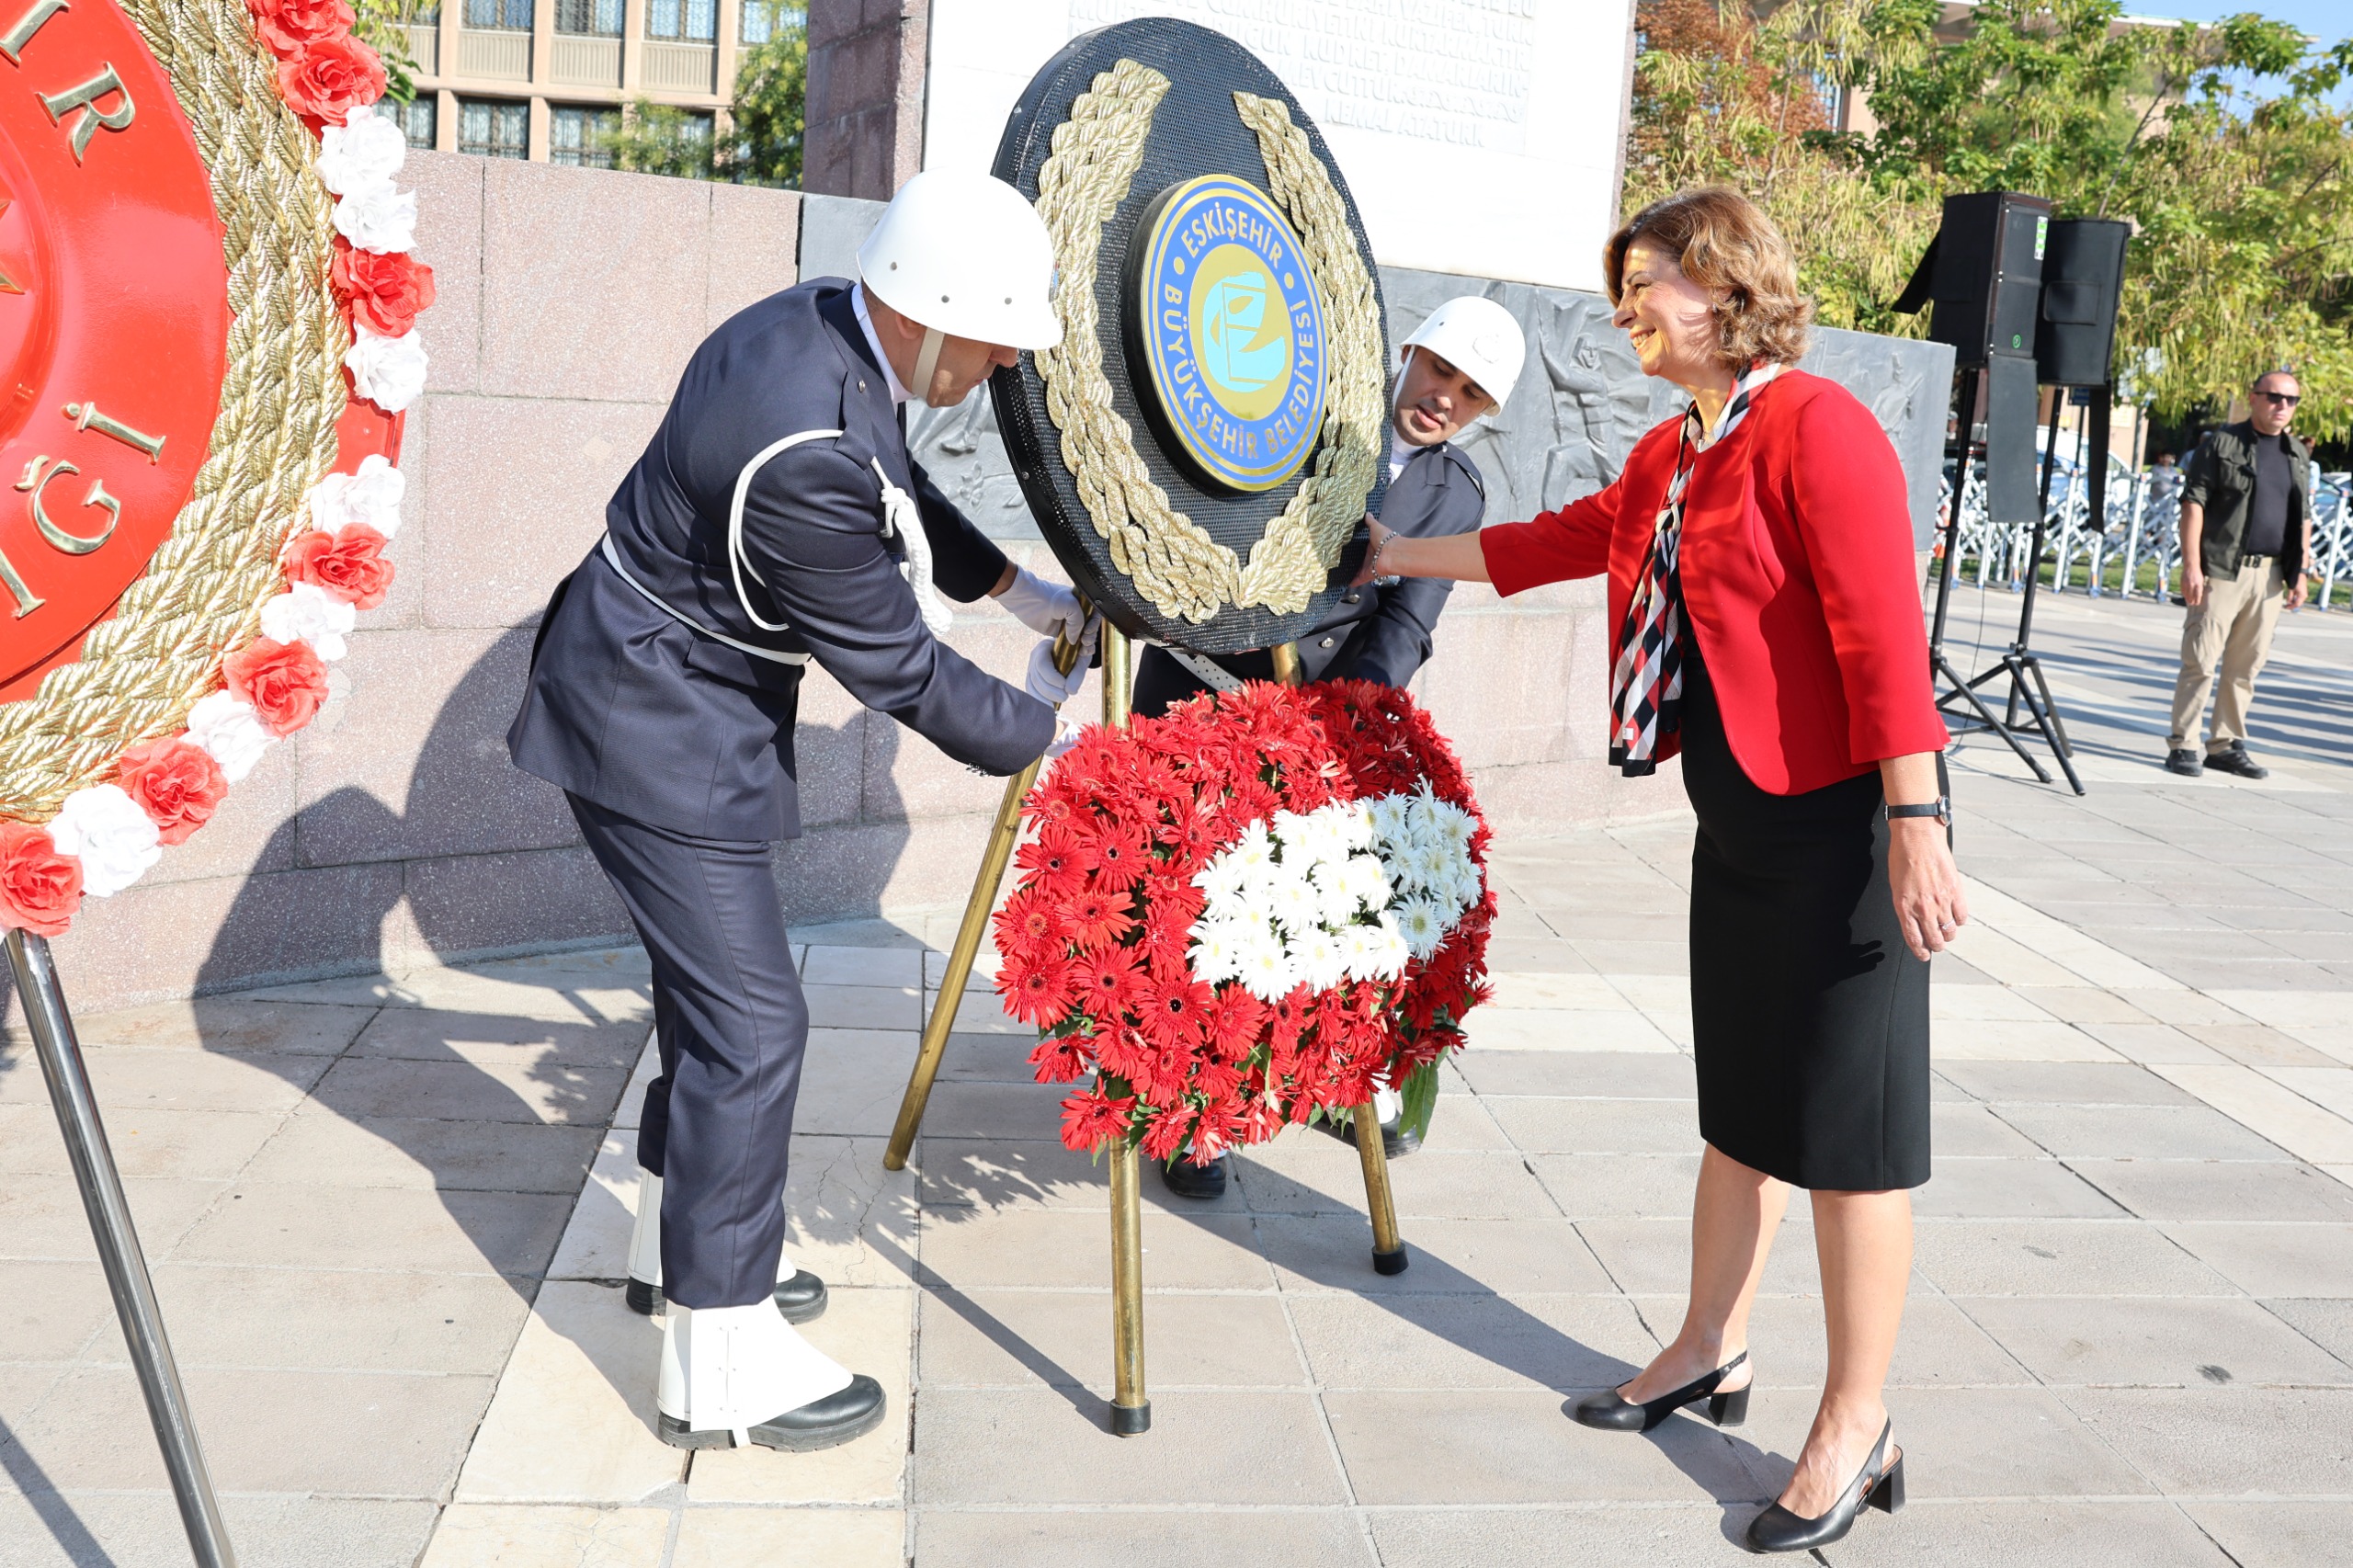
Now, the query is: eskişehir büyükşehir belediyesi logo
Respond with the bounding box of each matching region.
[1133,174,1326,494]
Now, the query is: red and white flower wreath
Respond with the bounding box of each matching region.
[0,1,434,936]
[993,679,1496,1167]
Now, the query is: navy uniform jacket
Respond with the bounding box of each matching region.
[1133,439,1487,710]
[508,278,1055,843]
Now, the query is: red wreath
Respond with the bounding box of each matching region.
[992,680,1495,1166]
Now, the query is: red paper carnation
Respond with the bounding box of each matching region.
[248,0,354,54]
[224,637,331,736]
[0,821,83,937]
[331,243,438,338]
[275,35,387,125]
[285,522,394,609]
[117,738,230,846]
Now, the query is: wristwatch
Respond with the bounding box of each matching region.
[1887,797,1950,824]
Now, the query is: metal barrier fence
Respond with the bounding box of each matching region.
[1940,452,2353,609]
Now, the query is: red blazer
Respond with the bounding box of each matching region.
[1481,369,1946,795]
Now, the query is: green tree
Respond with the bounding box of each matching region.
[606,4,806,187]
[350,0,426,105]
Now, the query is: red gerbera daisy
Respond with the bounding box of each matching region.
[1015,822,1088,899]
[1141,1101,1195,1164]
[1061,1085,1137,1153]
[1135,971,1212,1051]
[999,955,1076,1027]
[1029,1033,1091,1084]
[1061,885,1135,953]
[1074,951,1144,1022]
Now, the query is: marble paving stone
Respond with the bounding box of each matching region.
[802,982,923,1031]
[2262,1298,2353,1367]
[1912,1158,2126,1220]
[2078,1022,2230,1064]
[2182,1025,2343,1070]
[0,1260,112,1363]
[913,1389,1347,1505]
[915,1136,1130,1212]
[1737,1383,2157,1500]
[452,1281,681,1504]
[1529,1153,1706,1220]
[1958,1294,2353,1387]
[942,990,1029,1034]
[1254,1147,1563,1221]
[2154,1063,2353,1164]
[1460,1007,1679,1052]
[792,1027,919,1138]
[1991,1101,2297,1161]
[0,1102,282,1181]
[805,944,926,987]
[688,1286,913,1505]
[1909,1220,2237,1297]
[1454,1050,1698,1099]
[2012,986,2159,1025]
[2185,1501,2353,1568]
[2065,1159,2353,1223]
[348,1008,650,1070]
[914,1079,1068,1142]
[1368,1506,1773,1568]
[0,1173,225,1265]
[672,1508,904,1568]
[1483,1096,1705,1154]
[172,1183,570,1277]
[0,1494,439,1568]
[1287,1290,1656,1392]
[1574,1218,1827,1299]
[1710,1292,2029,1390]
[916,1509,1376,1568]
[1936,1019,2120,1062]
[309,1057,629,1127]
[781,1134,921,1290]
[918,1209,1276,1291]
[33,997,379,1054]
[418,1504,672,1568]
[1487,971,1636,1009]
[918,1287,1306,1391]
[2061,1387,2353,1494]
[1934,1061,2196,1107]
[935,1028,1052,1082]
[1830,1500,2236,1568]
[0,1048,331,1112]
[1934,1102,2049,1157]
[243,1109,603,1193]
[1325,1388,1756,1504]
[2155,1222,2353,1298]
[546,1134,642,1283]
[140,1265,531,1375]
[1257,1214,1620,1296]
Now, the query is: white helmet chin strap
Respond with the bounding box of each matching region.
[911,326,945,407]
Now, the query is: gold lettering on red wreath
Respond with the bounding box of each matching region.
[0,1,67,66]
[39,64,131,161]
[17,455,118,553]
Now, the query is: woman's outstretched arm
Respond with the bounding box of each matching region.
[1354,518,1492,584]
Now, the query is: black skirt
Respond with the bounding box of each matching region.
[1679,650,1931,1191]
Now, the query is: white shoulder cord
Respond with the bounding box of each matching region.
[726,428,953,638]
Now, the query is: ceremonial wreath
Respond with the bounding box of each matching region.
[0,0,430,936]
[992,679,1495,1167]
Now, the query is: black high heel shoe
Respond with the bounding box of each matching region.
[1572,1351,1750,1433]
[1745,1418,1904,1554]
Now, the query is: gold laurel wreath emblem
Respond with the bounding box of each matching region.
[0,0,347,819]
[1031,61,1382,624]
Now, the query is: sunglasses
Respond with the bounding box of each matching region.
[2254,390,2301,405]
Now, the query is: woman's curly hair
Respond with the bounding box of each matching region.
[1605,187,1813,369]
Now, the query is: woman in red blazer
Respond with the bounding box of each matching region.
[1363,187,1965,1553]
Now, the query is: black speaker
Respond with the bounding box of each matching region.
[2034,218,2130,387]
[1894,191,2052,365]
[1984,354,2042,523]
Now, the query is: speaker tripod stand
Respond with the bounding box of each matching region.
[1926,365,2086,796]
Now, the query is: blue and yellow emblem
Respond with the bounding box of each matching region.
[1132,175,1326,494]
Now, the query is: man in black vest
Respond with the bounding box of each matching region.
[2165,370,2315,779]
[509,171,1094,1452]
[1131,295,1526,1199]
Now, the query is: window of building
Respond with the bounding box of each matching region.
[740,2,801,45]
[550,105,620,167]
[459,97,529,159]
[374,97,437,151]
[646,0,716,41]
[462,0,531,29]
[554,0,620,33]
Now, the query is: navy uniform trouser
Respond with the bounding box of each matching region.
[568,793,808,1310]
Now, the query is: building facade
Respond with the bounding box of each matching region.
[391,2,792,164]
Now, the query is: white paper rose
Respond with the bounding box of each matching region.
[309,453,407,538]
[187,691,277,784]
[260,583,358,662]
[333,181,418,255]
[318,113,408,198]
[346,326,428,414]
[48,784,163,898]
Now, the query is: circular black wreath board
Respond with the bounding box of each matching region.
[989,17,1387,656]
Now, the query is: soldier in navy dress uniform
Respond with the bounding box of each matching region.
[507,172,1097,1453]
[1133,296,1527,1199]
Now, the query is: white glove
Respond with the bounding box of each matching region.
[996,566,1086,640]
[1024,614,1098,708]
[1045,718,1086,760]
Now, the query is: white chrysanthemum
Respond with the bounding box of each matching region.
[333,181,417,254]
[186,691,275,783]
[1269,809,1313,849]
[1343,853,1391,907]
[1228,820,1277,879]
[48,784,161,898]
[1392,896,1447,960]
[1336,801,1375,850]
[1188,920,1243,984]
[309,453,407,538]
[1193,854,1247,903]
[259,584,358,661]
[1338,921,1404,983]
[1264,869,1322,932]
[1234,938,1298,1003]
[1290,926,1347,991]
[318,113,408,198]
[346,326,428,413]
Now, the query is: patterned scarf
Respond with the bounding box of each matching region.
[1608,361,1783,776]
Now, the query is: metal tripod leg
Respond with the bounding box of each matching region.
[6,932,237,1568]
[1097,623,1150,1434]
[1352,1104,1409,1275]
[1935,650,2052,784]
[2004,653,2086,795]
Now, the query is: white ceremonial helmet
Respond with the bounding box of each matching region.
[858,169,1063,398]
[1399,295,1527,413]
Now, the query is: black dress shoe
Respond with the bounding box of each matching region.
[658,1374,887,1452]
[627,1270,831,1324]
[2165,748,2204,777]
[1572,1351,1749,1433]
[1156,1154,1227,1199]
[2205,741,2268,779]
[1313,1108,1421,1159]
[1745,1419,1904,1553]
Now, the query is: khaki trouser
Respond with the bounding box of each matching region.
[2169,556,2285,752]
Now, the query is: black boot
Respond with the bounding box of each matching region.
[629,1270,831,1324]
[1156,1153,1227,1199]
[2164,747,2203,777]
[2205,741,2268,779]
